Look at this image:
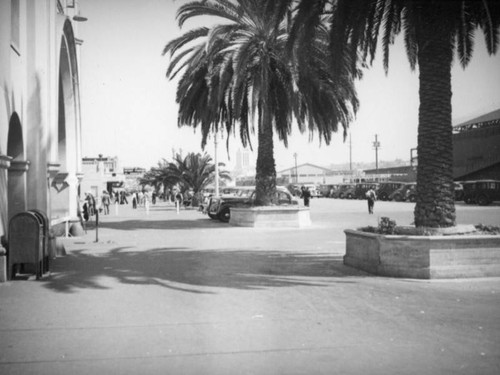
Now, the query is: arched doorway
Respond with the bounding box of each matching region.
[7,113,29,221]
[51,19,81,220]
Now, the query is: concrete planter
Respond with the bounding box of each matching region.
[344,229,500,279]
[230,206,311,228]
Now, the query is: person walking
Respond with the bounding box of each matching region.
[174,189,183,214]
[144,190,151,215]
[366,186,377,214]
[101,190,111,215]
[300,186,311,207]
[132,192,137,209]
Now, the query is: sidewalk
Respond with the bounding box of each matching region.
[1,201,499,375]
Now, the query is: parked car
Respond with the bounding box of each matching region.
[303,184,321,198]
[376,181,406,201]
[207,186,299,222]
[332,183,355,199]
[454,182,464,201]
[342,184,357,199]
[461,180,500,205]
[354,183,379,200]
[390,182,416,202]
[318,184,337,198]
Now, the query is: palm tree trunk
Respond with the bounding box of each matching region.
[254,105,276,206]
[414,12,456,228]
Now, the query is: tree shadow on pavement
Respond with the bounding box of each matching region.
[98,219,226,231]
[42,247,368,294]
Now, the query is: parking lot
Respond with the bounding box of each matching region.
[306,197,500,231]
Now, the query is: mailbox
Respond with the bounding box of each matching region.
[28,209,50,274]
[8,212,44,280]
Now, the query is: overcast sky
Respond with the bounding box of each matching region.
[77,0,500,171]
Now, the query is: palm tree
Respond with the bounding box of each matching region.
[287,0,500,227]
[168,152,231,205]
[163,0,359,206]
[140,159,178,195]
[142,152,231,206]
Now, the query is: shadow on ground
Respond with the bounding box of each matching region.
[42,247,367,294]
[94,219,226,231]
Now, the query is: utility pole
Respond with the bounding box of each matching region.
[214,132,219,197]
[349,133,352,175]
[293,153,298,183]
[373,134,381,176]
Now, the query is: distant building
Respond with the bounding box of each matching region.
[123,167,146,192]
[453,108,500,181]
[278,163,353,185]
[80,156,125,199]
[363,166,416,182]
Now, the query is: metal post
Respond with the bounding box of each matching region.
[373,134,381,176]
[349,133,352,175]
[214,132,219,197]
[293,153,298,183]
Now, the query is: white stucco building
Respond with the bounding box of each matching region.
[1,0,85,276]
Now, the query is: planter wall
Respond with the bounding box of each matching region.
[344,229,500,279]
[230,207,311,228]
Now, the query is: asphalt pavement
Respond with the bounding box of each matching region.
[0,199,499,375]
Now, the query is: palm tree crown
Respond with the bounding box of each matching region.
[164,0,359,205]
[141,152,231,206]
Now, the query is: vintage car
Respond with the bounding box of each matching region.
[318,184,343,198]
[390,182,416,202]
[331,183,355,199]
[402,182,464,202]
[353,183,379,200]
[376,181,406,201]
[461,180,500,205]
[207,186,299,222]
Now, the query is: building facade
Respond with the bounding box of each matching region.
[453,109,500,181]
[278,163,352,185]
[1,1,84,261]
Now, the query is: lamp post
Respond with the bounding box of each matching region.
[214,132,219,197]
[373,134,381,177]
[293,153,298,184]
[349,133,353,176]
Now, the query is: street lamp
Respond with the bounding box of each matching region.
[293,153,298,184]
[373,134,381,177]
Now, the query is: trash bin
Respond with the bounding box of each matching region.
[28,209,50,274]
[8,212,44,280]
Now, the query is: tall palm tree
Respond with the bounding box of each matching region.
[163,0,359,206]
[288,0,500,227]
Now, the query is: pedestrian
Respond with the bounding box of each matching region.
[144,190,151,214]
[132,192,137,209]
[366,186,377,214]
[174,189,183,214]
[300,186,311,207]
[101,190,111,215]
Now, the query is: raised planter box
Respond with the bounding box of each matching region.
[344,229,500,279]
[230,206,311,228]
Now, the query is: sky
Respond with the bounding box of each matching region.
[77,0,500,172]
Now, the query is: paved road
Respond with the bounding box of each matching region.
[0,200,499,375]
